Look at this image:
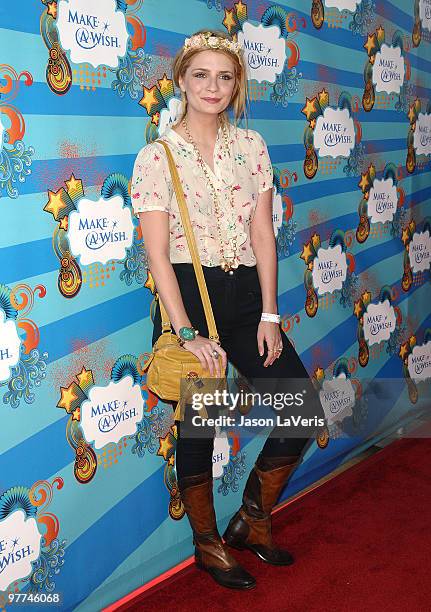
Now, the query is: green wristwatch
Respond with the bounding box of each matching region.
[178,326,199,346]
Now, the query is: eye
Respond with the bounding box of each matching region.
[194,72,206,78]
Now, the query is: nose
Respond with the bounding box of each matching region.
[206,77,218,92]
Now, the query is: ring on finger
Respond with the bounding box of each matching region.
[211,349,218,358]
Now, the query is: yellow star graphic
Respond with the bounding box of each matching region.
[376,26,385,39]
[44,188,67,220]
[151,112,160,126]
[77,366,93,388]
[59,217,68,231]
[315,367,325,379]
[65,173,82,193]
[158,433,173,460]
[401,228,410,244]
[235,0,246,13]
[158,73,171,92]
[362,291,371,303]
[358,172,369,192]
[301,97,317,121]
[139,86,158,114]
[223,8,237,33]
[399,343,409,361]
[364,34,376,55]
[408,105,416,123]
[168,455,175,466]
[354,300,362,318]
[300,242,313,263]
[318,88,329,107]
[47,1,57,18]
[72,407,81,422]
[58,383,78,413]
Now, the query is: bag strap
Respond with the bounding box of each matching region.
[153,139,220,344]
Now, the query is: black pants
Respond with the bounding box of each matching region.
[152,263,325,479]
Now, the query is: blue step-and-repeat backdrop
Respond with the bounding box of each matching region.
[0,1,430,610]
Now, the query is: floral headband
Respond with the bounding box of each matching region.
[182,31,243,57]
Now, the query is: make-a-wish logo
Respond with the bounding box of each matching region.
[368,177,398,224]
[80,376,144,449]
[56,0,129,68]
[237,22,286,83]
[158,97,183,137]
[313,107,355,158]
[212,427,230,479]
[408,229,430,273]
[312,244,347,295]
[271,187,283,238]
[408,340,431,381]
[413,113,431,156]
[363,299,396,346]
[372,43,405,95]
[0,510,42,591]
[0,309,21,384]
[324,0,360,10]
[419,0,431,32]
[319,373,355,426]
[67,196,134,265]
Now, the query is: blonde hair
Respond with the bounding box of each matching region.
[171,28,250,131]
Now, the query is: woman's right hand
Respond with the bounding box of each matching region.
[182,335,227,378]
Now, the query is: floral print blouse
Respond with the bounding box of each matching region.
[131,122,274,267]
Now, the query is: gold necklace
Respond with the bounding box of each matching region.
[182,116,240,273]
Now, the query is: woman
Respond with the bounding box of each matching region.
[131,29,326,590]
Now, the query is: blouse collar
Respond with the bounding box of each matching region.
[163,122,229,148]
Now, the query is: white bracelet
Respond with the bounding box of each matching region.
[261,312,281,323]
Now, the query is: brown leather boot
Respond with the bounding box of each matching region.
[178,468,256,589]
[222,454,300,565]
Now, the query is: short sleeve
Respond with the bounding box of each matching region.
[253,130,274,194]
[131,142,171,216]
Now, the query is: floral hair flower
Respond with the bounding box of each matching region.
[182,31,243,57]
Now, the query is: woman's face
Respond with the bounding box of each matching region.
[179,49,236,117]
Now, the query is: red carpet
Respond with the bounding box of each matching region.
[127,432,431,611]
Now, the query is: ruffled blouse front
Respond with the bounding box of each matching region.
[131,122,274,267]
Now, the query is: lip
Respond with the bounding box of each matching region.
[202,97,221,103]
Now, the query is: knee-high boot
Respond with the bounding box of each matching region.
[222,454,300,565]
[178,468,256,589]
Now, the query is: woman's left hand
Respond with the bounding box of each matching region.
[257,321,283,367]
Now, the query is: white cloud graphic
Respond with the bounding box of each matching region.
[408,340,431,381]
[419,0,431,32]
[238,22,286,83]
[368,177,398,224]
[80,376,144,449]
[314,107,355,159]
[67,195,134,265]
[413,113,431,156]
[409,230,430,273]
[319,373,355,426]
[312,244,347,295]
[56,0,129,68]
[271,188,282,237]
[363,299,396,346]
[0,510,42,591]
[372,44,405,94]
[324,0,360,10]
[212,427,230,478]
[159,98,183,137]
[0,309,21,383]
